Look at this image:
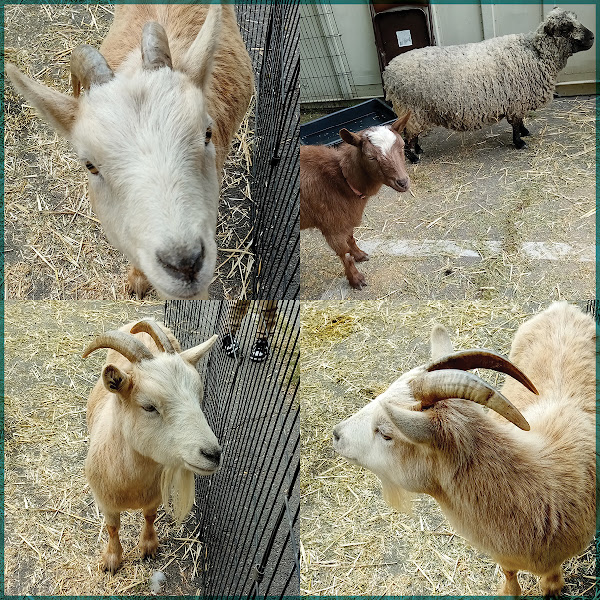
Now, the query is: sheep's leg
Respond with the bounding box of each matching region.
[499,568,521,597]
[519,122,530,137]
[348,233,369,262]
[101,512,123,574]
[127,265,152,299]
[405,136,421,163]
[540,566,564,597]
[323,232,366,289]
[507,116,527,149]
[139,508,159,559]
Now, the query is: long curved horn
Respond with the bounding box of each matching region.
[70,45,114,97]
[130,320,176,353]
[427,349,538,395]
[141,22,173,70]
[82,330,154,363]
[410,369,530,431]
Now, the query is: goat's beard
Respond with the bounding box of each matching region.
[161,467,195,524]
[380,478,414,514]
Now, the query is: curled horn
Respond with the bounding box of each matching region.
[410,369,531,431]
[70,45,114,98]
[141,22,173,70]
[427,349,538,395]
[82,330,154,363]
[130,320,176,354]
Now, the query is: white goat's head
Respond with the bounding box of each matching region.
[333,324,537,509]
[83,320,221,476]
[6,6,223,299]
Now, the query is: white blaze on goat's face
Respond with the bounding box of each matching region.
[71,67,219,299]
[121,354,221,475]
[365,126,397,156]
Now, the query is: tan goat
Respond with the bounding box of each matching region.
[83,319,219,573]
[333,302,595,596]
[7,4,254,299]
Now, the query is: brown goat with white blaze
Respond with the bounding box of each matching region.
[300,115,410,289]
[333,302,595,596]
[83,319,220,573]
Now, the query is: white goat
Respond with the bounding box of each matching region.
[333,302,595,596]
[83,319,219,573]
[6,4,254,299]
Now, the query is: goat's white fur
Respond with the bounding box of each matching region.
[333,302,595,596]
[365,126,397,156]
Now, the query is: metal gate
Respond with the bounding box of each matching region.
[164,300,300,597]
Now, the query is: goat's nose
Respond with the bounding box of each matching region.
[397,177,409,190]
[201,445,222,465]
[156,245,204,283]
[332,426,340,442]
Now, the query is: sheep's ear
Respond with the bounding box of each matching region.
[102,364,132,397]
[383,401,433,445]
[430,324,454,361]
[180,334,218,366]
[340,128,362,146]
[391,111,410,133]
[179,4,222,92]
[6,63,78,138]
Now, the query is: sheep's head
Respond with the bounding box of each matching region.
[339,114,411,193]
[6,6,224,299]
[332,324,537,509]
[83,320,221,477]
[540,8,594,54]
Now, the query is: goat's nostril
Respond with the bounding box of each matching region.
[332,427,340,442]
[201,446,222,464]
[397,178,409,189]
[156,245,205,283]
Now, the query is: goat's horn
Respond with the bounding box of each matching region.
[427,350,538,395]
[141,22,173,70]
[82,330,154,363]
[130,320,176,354]
[411,369,531,431]
[70,45,114,98]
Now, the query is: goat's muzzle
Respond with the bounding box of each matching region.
[156,245,205,284]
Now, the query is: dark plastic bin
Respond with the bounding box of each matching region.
[300,98,397,146]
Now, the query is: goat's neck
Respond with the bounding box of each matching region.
[339,146,383,199]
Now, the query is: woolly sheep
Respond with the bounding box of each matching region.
[333,302,595,596]
[83,319,219,573]
[383,8,594,161]
[6,5,254,299]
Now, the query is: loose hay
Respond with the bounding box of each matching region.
[300,299,596,596]
[4,300,219,595]
[4,4,255,300]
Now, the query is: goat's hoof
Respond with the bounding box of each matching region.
[140,538,159,559]
[127,266,152,299]
[349,275,367,290]
[354,252,369,263]
[101,553,122,574]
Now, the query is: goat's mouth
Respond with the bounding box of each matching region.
[184,461,220,476]
[389,178,410,193]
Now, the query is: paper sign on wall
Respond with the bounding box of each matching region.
[396,29,413,48]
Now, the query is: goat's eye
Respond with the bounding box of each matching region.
[375,427,393,441]
[85,161,99,175]
[205,127,212,145]
[142,404,157,413]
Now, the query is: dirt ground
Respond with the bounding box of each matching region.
[299,299,596,596]
[300,96,595,301]
[4,4,253,300]
[3,300,222,595]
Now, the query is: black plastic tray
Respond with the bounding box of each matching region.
[300,98,397,146]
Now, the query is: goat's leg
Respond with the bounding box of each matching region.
[101,512,123,574]
[499,567,521,597]
[139,507,159,559]
[347,233,369,262]
[127,266,152,299]
[324,232,366,289]
[507,116,527,149]
[540,566,564,597]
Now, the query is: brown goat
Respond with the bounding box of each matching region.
[300,115,410,290]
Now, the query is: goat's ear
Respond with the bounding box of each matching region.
[180,334,218,366]
[339,128,362,147]
[180,4,222,92]
[102,364,132,397]
[391,111,411,133]
[383,401,434,445]
[430,324,454,361]
[6,63,78,139]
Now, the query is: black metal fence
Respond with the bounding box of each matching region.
[164,300,300,598]
[237,0,299,300]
